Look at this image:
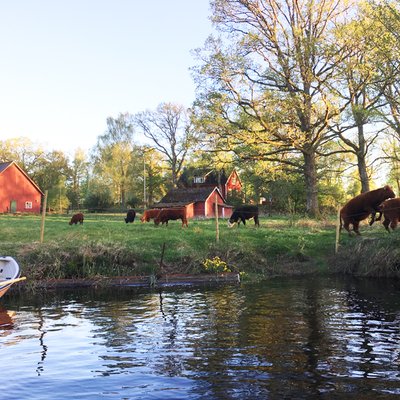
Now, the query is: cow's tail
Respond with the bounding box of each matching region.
[339,210,343,233]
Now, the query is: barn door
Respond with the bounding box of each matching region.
[10,200,17,213]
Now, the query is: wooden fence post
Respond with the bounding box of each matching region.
[335,207,340,254]
[40,190,48,244]
[215,193,219,243]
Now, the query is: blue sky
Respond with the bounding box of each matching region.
[0,1,213,154]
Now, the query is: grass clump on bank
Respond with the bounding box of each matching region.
[0,213,339,281]
[331,232,400,278]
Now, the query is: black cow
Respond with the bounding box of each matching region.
[125,209,136,223]
[228,205,259,227]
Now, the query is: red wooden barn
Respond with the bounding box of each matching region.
[0,161,43,213]
[154,187,233,218]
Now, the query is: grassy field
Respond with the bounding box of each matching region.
[0,212,395,281]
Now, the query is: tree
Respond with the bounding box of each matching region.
[84,181,114,211]
[93,113,136,207]
[66,149,89,209]
[142,147,167,206]
[134,103,199,188]
[30,150,70,211]
[193,0,353,216]
[329,11,386,193]
[367,2,400,142]
[0,137,44,173]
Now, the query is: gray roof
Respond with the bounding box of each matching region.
[154,187,226,208]
[0,161,12,173]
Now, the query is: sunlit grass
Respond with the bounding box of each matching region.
[0,212,369,279]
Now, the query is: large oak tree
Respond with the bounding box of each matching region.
[193,0,353,215]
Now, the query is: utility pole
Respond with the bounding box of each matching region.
[143,153,147,208]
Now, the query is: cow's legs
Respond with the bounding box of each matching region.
[383,218,391,232]
[343,221,352,236]
[254,216,260,227]
[353,221,361,235]
[369,211,382,226]
[390,219,398,230]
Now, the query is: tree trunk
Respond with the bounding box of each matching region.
[303,151,319,217]
[357,153,370,193]
[356,124,370,193]
[120,185,126,207]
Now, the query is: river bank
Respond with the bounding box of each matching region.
[1,213,398,288]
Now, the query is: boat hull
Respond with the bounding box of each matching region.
[0,257,21,299]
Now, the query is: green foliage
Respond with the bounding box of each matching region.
[84,183,113,210]
[226,189,244,207]
[266,177,306,214]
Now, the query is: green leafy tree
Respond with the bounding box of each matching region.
[329,11,386,193]
[0,137,44,173]
[93,113,136,207]
[30,150,70,211]
[84,181,113,211]
[66,148,89,210]
[193,0,354,216]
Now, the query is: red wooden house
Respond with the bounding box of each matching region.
[154,186,233,218]
[0,161,43,213]
[177,168,242,199]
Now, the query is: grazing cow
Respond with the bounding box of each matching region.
[340,185,395,235]
[124,209,136,223]
[69,213,84,225]
[228,205,259,227]
[140,209,160,223]
[154,207,188,227]
[379,198,400,232]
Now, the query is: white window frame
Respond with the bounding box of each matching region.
[25,201,33,209]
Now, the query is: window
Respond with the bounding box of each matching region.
[25,201,32,209]
[231,177,237,185]
[194,177,205,184]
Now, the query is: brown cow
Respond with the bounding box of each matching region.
[379,198,400,232]
[69,213,84,225]
[340,185,395,235]
[154,207,188,227]
[140,209,160,223]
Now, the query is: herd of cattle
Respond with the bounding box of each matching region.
[68,185,400,235]
[339,185,400,235]
[68,205,260,228]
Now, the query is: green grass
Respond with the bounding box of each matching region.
[0,212,346,280]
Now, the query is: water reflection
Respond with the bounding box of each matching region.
[0,277,399,399]
[0,306,15,330]
[36,310,48,376]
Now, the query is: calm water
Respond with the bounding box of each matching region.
[1,276,400,399]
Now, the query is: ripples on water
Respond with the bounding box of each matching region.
[0,276,400,399]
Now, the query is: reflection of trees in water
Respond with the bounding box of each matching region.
[338,280,400,381]
[9,282,398,397]
[36,310,48,376]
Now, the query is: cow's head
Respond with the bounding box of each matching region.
[384,185,396,199]
[227,218,237,228]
